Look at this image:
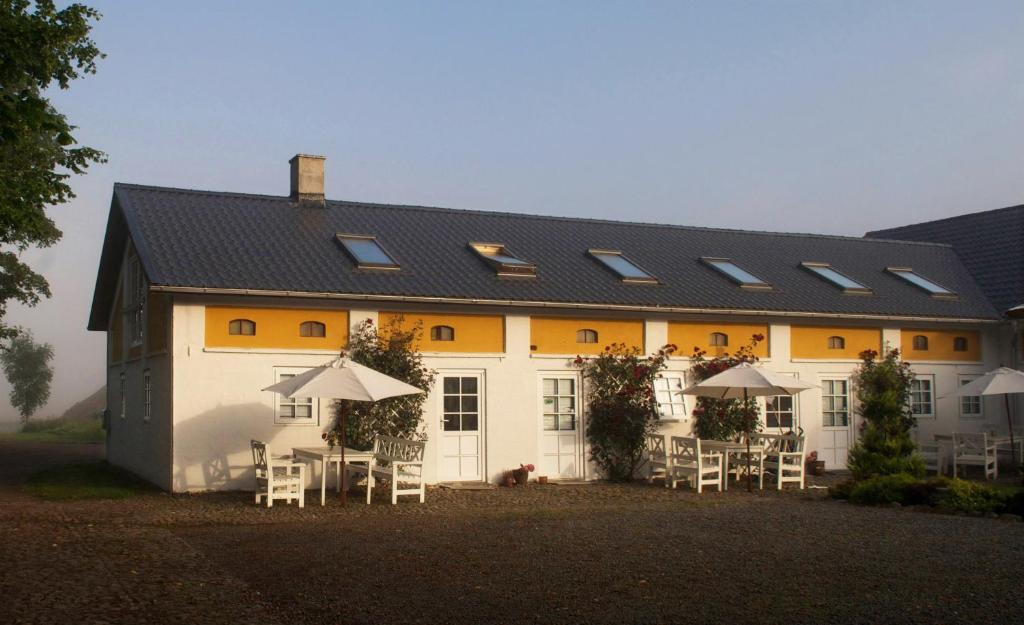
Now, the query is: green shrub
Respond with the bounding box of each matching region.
[846,473,921,505]
[937,479,1010,514]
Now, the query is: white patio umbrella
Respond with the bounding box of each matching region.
[262,357,424,504]
[682,363,819,491]
[943,367,1024,465]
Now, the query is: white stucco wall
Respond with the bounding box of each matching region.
[156,294,1009,491]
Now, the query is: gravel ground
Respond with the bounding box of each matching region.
[2,441,1023,625]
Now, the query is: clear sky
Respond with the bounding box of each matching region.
[4,0,1024,422]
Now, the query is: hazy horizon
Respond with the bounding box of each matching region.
[3,0,1024,422]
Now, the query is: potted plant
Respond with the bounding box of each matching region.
[322,430,342,450]
[513,463,534,485]
[806,450,825,476]
[502,470,516,487]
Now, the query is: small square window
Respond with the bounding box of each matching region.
[431,325,455,341]
[827,336,845,350]
[654,374,687,420]
[709,332,728,347]
[910,377,934,417]
[588,250,658,283]
[953,337,968,352]
[299,321,326,338]
[576,329,598,344]
[273,371,318,425]
[912,335,929,351]
[701,258,770,289]
[229,319,256,336]
[336,234,400,269]
[801,262,872,294]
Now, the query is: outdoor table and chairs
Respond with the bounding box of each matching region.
[292,446,374,506]
[647,432,806,492]
[700,438,765,491]
[931,433,1016,480]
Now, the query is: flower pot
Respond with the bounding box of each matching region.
[537,475,548,485]
[504,476,516,487]
[812,460,826,476]
[513,468,529,485]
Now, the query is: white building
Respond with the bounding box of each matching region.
[88,155,1010,491]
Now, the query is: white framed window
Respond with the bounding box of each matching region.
[542,378,577,431]
[910,376,934,418]
[143,369,152,423]
[119,372,127,419]
[124,254,145,347]
[654,373,687,420]
[821,378,850,427]
[273,370,318,425]
[765,395,797,431]
[958,375,982,419]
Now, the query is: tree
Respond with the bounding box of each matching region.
[572,343,676,481]
[331,317,436,450]
[0,328,54,423]
[688,334,764,441]
[846,348,924,480]
[0,1,105,341]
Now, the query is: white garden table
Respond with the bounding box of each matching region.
[700,440,766,491]
[293,446,374,506]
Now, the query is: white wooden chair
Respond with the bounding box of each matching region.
[756,433,806,490]
[726,433,765,489]
[668,436,723,494]
[251,440,305,508]
[346,435,426,504]
[952,432,997,480]
[918,441,947,475]
[646,434,671,486]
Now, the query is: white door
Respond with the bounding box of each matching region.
[820,378,852,469]
[540,375,582,479]
[439,373,483,481]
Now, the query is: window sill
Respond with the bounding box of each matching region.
[657,418,685,424]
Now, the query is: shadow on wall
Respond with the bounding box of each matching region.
[172,402,325,491]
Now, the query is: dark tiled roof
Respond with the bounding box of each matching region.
[867,204,1024,314]
[88,184,999,330]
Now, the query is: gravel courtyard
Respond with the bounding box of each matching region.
[3,441,1023,625]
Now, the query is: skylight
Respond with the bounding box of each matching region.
[589,250,658,283]
[469,243,536,277]
[336,234,399,269]
[801,262,871,294]
[701,258,771,289]
[887,267,956,298]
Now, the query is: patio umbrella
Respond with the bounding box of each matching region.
[943,367,1024,465]
[262,357,425,504]
[682,363,818,491]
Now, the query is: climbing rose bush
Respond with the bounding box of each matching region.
[572,343,676,481]
[688,334,764,441]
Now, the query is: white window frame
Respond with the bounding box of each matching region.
[272,368,319,426]
[124,254,145,347]
[119,372,127,419]
[143,369,152,423]
[958,375,983,419]
[542,377,578,432]
[654,372,687,421]
[764,373,800,431]
[909,375,935,418]
[821,377,850,428]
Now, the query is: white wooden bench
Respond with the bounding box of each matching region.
[646,434,671,486]
[753,433,806,490]
[952,432,997,480]
[345,436,426,504]
[668,436,723,494]
[251,440,305,508]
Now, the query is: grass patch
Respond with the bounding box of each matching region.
[24,461,155,500]
[0,417,104,444]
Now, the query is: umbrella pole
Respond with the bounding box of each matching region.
[745,388,753,493]
[340,410,347,506]
[1006,394,1017,468]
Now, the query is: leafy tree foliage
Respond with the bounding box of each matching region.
[332,317,436,450]
[572,343,676,481]
[0,328,54,423]
[0,1,105,340]
[847,348,924,479]
[688,335,764,441]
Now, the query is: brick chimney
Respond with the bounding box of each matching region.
[289,154,325,205]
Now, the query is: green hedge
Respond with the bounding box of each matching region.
[831,473,1024,515]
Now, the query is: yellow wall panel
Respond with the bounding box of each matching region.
[530,317,644,355]
[205,306,349,350]
[668,322,769,358]
[901,329,981,362]
[791,326,881,359]
[379,312,504,353]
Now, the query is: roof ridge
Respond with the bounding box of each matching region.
[867,202,1024,235]
[113,182,954,249]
